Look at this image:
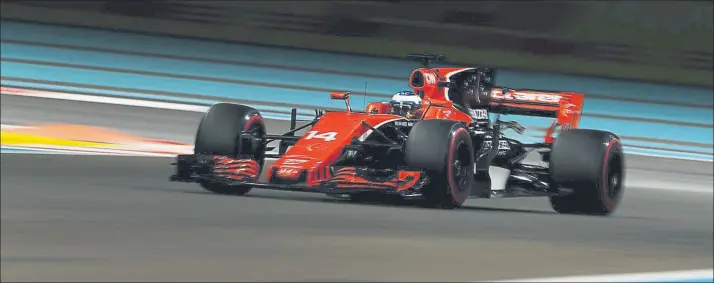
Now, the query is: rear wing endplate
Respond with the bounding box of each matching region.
[489,88,584,143]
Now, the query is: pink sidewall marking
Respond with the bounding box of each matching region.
[447,127,469,205]
[244,114,263,132]
[601,138,620,210]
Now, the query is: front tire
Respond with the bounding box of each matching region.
[405,120,474,208]
[194,103,266,195]
[548,129,626,216]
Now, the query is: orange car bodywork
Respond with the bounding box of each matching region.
[407,67,584,143]
[264,67,583,191]
[265,111,422,188]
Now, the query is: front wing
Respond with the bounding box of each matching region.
[170,154,428,196]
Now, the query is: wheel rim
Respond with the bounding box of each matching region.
[451,141,471,193]
[606,156,622,199]
[237,123,265,162]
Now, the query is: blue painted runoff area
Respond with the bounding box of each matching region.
[3,42,712,127]
[2,21,712,105]
[1,20,712,160]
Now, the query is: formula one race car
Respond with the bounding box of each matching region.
[171,53,626,216]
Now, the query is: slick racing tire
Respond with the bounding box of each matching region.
[548,129,625,216]
[405,120,474,208]
[194,103,266,195]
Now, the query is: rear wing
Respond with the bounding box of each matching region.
[489,88,584,143]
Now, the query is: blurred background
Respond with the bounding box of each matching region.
[3,0,712,85]
[1,0,712,159]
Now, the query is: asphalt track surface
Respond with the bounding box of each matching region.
[2,95,713,281]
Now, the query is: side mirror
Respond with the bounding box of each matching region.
[330,91,350,100]
[330,91,352,112]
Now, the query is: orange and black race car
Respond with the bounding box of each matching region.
[171,53,626,216]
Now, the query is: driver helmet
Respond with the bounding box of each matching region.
[389,90,421,117]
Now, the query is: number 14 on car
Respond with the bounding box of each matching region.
[304,131,339,141]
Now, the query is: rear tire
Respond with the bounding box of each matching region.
[194,103,266,195]
[405,120,474,208]
[548,129,625,216]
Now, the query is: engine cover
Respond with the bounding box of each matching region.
[449,68,495,109]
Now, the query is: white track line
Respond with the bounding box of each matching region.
[1,86,209,112]
[628,186,714,194]
[624,149,712,163]
[1,145,182,157]
[0,146,169,157]
[495,269,713,282]
[0,124,30,130]
[1,151,176,157]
